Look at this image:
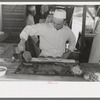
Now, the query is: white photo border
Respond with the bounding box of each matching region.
[0,1,100,98]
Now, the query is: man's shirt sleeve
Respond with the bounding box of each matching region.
[68,29,76,52]
[20,24,43,41]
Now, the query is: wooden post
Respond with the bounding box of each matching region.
[0,5,2,31]
[80,5,87,52]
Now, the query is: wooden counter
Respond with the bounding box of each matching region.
[0,58,100,81]
[0,62,86,81]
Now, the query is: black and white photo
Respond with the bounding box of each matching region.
[0,2,100,98]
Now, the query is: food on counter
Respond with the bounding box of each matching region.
[84,74,90,80]
[0,66,7,77]
[37,64,63,74]
[0,46,4,54]
[4,58,14,63]
[0,58,13,67]
[0,58,6,62]
[0,31,4,35]
[71,65,83,75]
[48,70,56,75]
[23,51,32,62]
[53,65,62,73]
[38,64,54,71]
[84,72,100,82]
[15,61,84,76]
[0,58,14,63]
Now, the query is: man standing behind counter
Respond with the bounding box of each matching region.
[17,9,76,59]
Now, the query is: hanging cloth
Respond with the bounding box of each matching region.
[26,14,35,25]
[40,5,49,19]
[88,18,100,63]
[40,5,49,15]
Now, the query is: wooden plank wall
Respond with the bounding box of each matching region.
[2,5,26,36]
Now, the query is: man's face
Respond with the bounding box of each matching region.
[53,17,64,30]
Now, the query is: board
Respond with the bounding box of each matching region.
[31,57,75,63]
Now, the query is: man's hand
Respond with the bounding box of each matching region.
[18,42,25,52]
[17,38,26,53]
[61,50,71,59]
[23,51,32,62]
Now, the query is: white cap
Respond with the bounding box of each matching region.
[53,9,66,19]
[28,6,35,11]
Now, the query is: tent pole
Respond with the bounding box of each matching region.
[80,5,87,52]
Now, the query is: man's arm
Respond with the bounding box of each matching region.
[62,29,76,59]
[17,38,26,52]
[61,49,71,59]
[17,24,43,53]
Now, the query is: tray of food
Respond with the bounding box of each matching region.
[15,62,84,77]
[15,62,100,81]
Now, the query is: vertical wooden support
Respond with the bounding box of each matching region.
[80,5,87,52]
[0,4,2,31]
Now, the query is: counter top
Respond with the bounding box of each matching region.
[0,61,100,81]
[0,61,86,81]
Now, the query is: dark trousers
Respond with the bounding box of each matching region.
[25,36,41,57]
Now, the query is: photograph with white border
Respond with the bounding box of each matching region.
[0,1,100,98]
